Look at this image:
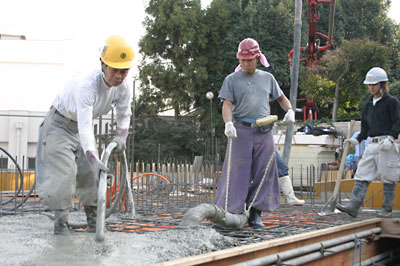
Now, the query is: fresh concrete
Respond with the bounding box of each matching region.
[0,211,237,266]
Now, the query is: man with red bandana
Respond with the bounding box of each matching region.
[215,38,295,228]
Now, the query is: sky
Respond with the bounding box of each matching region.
[1,0,399,69]
[1,0,213,73]
[0,0,399,112]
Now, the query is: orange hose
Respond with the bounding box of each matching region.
[131,173,170,183]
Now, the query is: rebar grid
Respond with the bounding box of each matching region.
[69,206,394,247]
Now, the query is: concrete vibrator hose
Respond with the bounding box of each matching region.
[180,143,276,229]
[95,142,135,242]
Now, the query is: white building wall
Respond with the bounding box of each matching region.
[0,39,77,112]
[0,110,45,168]
[0,38,123,168]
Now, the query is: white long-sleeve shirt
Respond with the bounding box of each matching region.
[52,70,132,153]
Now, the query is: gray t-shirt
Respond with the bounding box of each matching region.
[218,70,283,120]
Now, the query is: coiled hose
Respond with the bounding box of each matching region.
[0,147,36,213]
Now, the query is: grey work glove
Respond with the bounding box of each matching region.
[379,136,394,151]
[282,109,295,125]
[344,138,359,147]
[224,121,237,138]
[111,127,129,152]
[86,150,109,180]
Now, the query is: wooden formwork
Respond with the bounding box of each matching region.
[156,218,400,266]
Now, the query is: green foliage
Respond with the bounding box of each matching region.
[300,38,391,121]
[389,80,400,99]
[138,0,207,118]
[134,0,400,161]
[333,0,393,43]
[134,115,203,162]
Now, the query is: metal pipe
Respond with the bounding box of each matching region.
[360,246,400,266]
[282,0,302,164]
[180,203,248,229]
[327,0,336,44]
[284,241,356,265]
[233,227,381,266]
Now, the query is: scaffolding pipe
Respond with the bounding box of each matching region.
[282,0,302,165]
[360,246,400,266]
[283,241,358,265]
[233,227,381,266]
[180,203,248,229]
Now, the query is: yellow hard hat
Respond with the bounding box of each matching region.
[100,35,134,69]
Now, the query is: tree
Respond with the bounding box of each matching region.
[317,0,400,81]
[133,0,400,162]
[300,38,391,121]
[192,0,233,134]
[138,0,207,120]
[133,114,202,162]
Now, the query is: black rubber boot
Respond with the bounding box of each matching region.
[336,181,369,218]
[54,209,69,235]
[248,208,265,229]
[377,183,396,218]
[84,206,97,233]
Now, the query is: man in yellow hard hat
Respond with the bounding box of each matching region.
[36,35,134,235]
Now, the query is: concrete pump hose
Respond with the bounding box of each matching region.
[180,203,248,229]
[96,142,132,242]
[225,138,233,211]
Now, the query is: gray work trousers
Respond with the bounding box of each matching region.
[36,107,97,210]
[355,140,400,184]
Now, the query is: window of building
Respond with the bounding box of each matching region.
[0,158,8,169]
[28,157,36,170]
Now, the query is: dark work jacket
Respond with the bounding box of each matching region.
[357,93,400,142]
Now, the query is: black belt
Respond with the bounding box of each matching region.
[235,120,273,134]
[242,121,252,127]
[51,106,77,123]
[236,120,257,128]
[370,136,389,143]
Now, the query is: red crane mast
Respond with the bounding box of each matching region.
[288,0,336,69]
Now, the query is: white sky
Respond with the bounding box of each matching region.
[0,0,398,112]
[1,0,398,70]
[1,0,213,71]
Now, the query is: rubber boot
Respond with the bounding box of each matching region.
[336,181,369,218]
[54,209,69,235]
[248,208,265,229]
[279,175,305,206]
[84,206,97,233]
[377,183,396,218]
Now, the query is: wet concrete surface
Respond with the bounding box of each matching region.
[1,204,398,266]
[0,211,237,266]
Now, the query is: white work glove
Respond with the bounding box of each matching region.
[112,127,129,152]
[344,138,359,147]
[224,121,237,138]
[379,136,394,151]
[86,150,109,179]
[282,109,295,124]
